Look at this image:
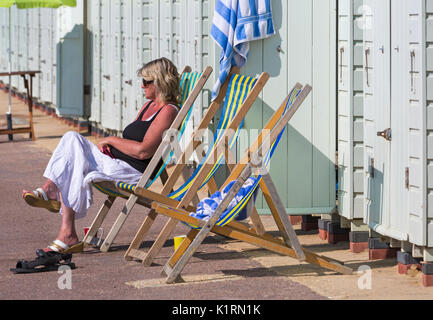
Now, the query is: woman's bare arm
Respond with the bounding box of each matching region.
[97,105,178,160]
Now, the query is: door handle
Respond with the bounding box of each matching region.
[103,74,111,80]
[377,128,392,141]
[365,48,370,87]
[410,51,415,91]
[339,47,345,83]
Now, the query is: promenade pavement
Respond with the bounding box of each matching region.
[1,88,432,301]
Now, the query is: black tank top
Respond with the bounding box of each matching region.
[110,101,178,174]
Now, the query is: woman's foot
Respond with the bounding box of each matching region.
[22,179,58,201]
[44,239,83,254]
[22,180,60,212]
[43,231,81,253]
[56,232,80,248]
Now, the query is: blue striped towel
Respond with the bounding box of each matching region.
[210,0,275,99]
[190,177,257,222]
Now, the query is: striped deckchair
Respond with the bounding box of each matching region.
[183,85,302,230]
[150,84,354,283]
[82,66,213,250]
[123,70,269,264]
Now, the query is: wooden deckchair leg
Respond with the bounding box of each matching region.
[164,164,253,283]
[162,228,199,275]
[259,174,306,261]
[83,196,116,246]
[124,208,158,261]
[249,207,266,236]
[99,195,139,252]
[142,218,179,266]
[99,169,170,253]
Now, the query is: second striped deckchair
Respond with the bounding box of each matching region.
[123,70,270,265]
[82,66,213,251]
[149,84,354,283]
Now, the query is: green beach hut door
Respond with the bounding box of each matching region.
[239,0,337,215]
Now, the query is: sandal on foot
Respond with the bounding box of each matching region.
[23,188,60,213]
[47,239,84,254]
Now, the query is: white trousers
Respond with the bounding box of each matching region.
[43,131,142,219]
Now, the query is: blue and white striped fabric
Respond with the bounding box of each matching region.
[210,0,275,99]
[190,177,257,222]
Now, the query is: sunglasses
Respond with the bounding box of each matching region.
[142,79,154,86]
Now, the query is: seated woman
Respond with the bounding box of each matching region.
[22,57,180,254]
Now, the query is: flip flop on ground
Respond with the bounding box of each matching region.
[23,188,60,213]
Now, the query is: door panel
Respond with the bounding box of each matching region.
[363,0,391,229]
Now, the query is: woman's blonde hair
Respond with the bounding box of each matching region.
[137,57,180,105]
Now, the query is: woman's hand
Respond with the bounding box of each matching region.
[97,139,111,153]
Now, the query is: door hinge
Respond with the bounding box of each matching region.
[405,167,409,189]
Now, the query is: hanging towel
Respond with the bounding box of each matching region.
[210,0,275,99]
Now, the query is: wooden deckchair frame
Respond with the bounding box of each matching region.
[124,70,270,265]
[82,65,213,251]
[148,84,353,283]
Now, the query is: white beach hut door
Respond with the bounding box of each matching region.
[90,0,101,123]
[17,10,28,93]
[112,0,122,130]
[406,0,426,246]
[146,0,160,61]
[100,1,122,130]
[28,9,41,100]
[387,0,410,240]
[131,0,144,115]
[100,1,111,128]
[50,10,57,105]
[363,0,391,230]
[159,0,173,61]
[40,9,53,103]
[364,0,412,241]
[121,0,136,129]
[10,8,19,89]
